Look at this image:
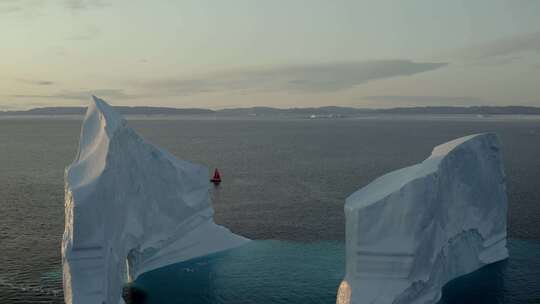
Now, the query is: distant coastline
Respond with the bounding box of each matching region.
[1,105,540,117]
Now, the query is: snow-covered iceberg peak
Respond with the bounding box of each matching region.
[62,96,249,304]
[337,133,508,304]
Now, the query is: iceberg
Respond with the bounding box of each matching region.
[62,96,249,304]
[337,133,508,304]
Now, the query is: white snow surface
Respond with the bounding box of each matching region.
[337,133,508,304]
[62,96,249,304]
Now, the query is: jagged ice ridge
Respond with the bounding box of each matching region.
[62,96,249,304]
[337,133,508,304]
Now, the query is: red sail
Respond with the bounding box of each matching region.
[211,168,221,183]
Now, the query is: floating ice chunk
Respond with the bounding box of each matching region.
[62,96,249,304]
[338,133,508,304]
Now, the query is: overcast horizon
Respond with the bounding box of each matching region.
[2,0,540,110]
[5,101,540,112]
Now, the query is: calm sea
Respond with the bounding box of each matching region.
[1,117,539,303]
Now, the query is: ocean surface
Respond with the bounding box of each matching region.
[1,117,539,303]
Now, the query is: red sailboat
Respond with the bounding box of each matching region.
[210,168,222,184]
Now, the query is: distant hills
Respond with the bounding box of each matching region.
[1,105,540,117]
[0,106,214,116]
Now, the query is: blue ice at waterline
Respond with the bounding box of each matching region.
[129,239,540,304]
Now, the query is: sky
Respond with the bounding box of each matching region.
[1,0,540,110]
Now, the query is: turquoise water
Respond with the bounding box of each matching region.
[134,240,344,304]
[134,239,540,304]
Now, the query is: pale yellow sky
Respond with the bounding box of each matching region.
[1,0,540,110]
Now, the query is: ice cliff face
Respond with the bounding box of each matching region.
[62,96,249,304]
[337,133,508,304]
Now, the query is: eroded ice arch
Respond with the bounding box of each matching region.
[338,133,508,304]
[62,97,249,304]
